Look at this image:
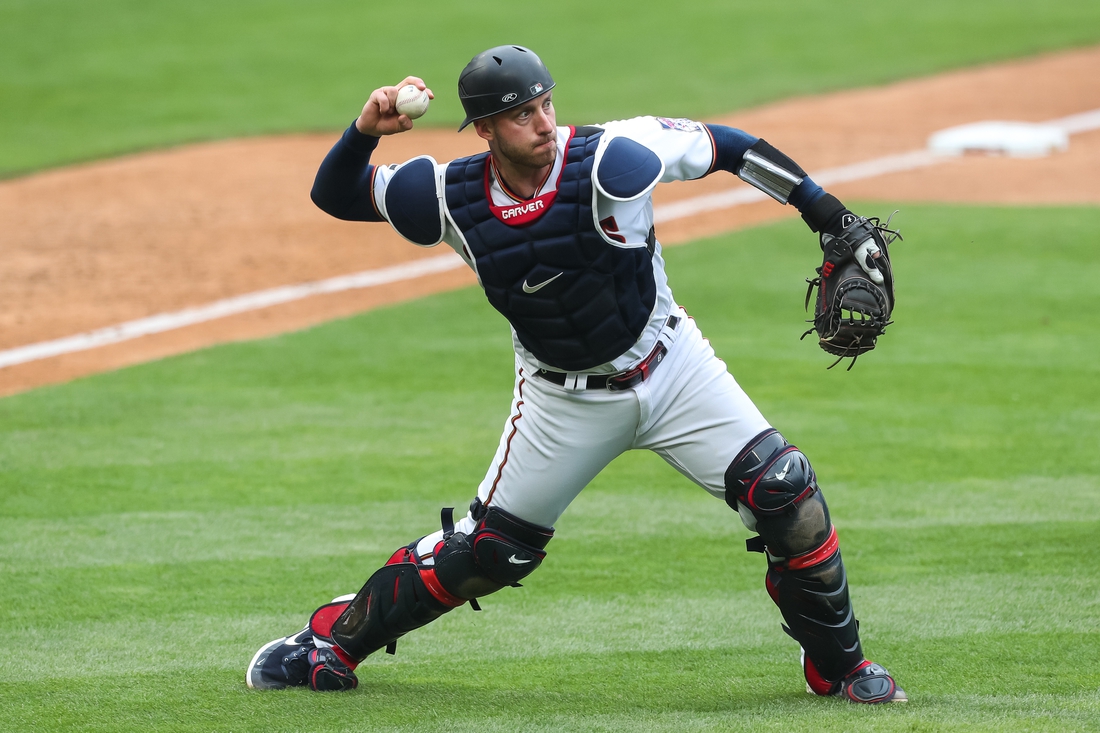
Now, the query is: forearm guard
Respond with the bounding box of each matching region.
[737,140,807,204]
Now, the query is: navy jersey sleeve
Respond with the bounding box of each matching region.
[704,123,825,212]
[310,122,386,222]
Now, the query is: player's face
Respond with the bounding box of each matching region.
[482,92,557,170]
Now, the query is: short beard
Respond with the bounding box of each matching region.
[494,133,556,171]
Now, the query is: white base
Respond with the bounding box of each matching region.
[928,121,1069,158]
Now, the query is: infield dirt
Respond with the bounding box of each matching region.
[2,45,1098,395]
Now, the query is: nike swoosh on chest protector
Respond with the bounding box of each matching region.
[522,272,563,294]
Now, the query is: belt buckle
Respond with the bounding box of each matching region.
[606,341,666,391]
[606,368,640,392]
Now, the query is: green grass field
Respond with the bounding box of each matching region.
[3,0,1100,729]
[3,0,1100,176]
[2,204,1098,731]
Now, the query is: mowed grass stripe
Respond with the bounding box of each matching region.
[2,476,1098,571]
[3,573,1097,681]
[0,204,1097,731]
[2,644,1097,731]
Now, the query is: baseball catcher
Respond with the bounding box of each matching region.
[246,45,906,705]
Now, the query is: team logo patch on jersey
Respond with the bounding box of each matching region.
[657,117,703,133]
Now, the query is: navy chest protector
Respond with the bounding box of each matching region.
[444,128,657,372]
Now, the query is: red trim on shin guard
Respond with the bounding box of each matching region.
[785,526,839,571]
[309,602,359,670]
[386,543,467,609]
[805,646,873,694]
[330,644,358,669]
[310,602,350,639]
[804,655,839,695]
[805,651,871,695]
[418,567,466,608]
[383,545,464,608]
[765,572,780,604]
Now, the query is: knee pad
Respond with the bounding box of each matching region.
[433,503,554,600]
[724,428,831,559]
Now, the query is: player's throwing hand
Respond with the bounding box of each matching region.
[355,76,434,136]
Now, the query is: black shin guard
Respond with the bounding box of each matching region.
[765,534,862,682]
[328,558,460,661]
[323,503,554,664]
[726,428,864,683]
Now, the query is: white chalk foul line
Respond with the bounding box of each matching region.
[4,107,1099,370]
[0,254,465,369]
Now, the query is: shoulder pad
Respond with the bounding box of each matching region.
[573,125,605,137]
[383,156,444,246]
[593,136,664,201]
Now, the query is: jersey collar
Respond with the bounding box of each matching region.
[485,127,574,227]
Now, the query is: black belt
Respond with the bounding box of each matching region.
[534,315,679,391]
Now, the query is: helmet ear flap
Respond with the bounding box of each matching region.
[457,45,556,131]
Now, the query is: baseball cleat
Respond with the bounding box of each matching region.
[246,627,315,690]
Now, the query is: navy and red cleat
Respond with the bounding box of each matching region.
[246,627,359,691]
[246,626,316,690]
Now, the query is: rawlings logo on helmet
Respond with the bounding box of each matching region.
[502,92,518,103]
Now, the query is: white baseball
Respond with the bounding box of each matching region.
[395,84,430,120]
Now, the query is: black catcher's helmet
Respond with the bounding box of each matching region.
[457,45,555,131]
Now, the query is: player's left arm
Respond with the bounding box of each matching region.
[703,124,885,281]
[699,122,888,281]
[613,117,831,222]
[605,117,885,279]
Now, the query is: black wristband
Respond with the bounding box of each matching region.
[800,192,850,235]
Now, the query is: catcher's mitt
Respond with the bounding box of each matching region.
[802,213,901,369]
